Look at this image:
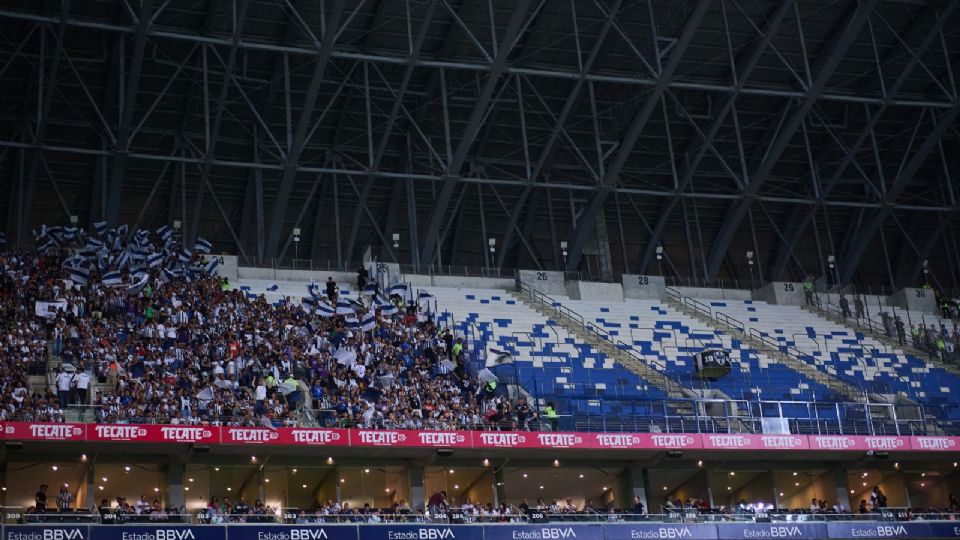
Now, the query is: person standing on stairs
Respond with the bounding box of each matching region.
[839,295,851,319]
[854,296,864,321]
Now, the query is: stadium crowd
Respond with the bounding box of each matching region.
[0,224,536,431]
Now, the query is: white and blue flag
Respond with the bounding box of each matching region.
[361,312,377,332]
[194,237,212,254]
[102,270,124,287]
[69,266,90,285]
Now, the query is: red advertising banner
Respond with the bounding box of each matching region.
[909,436,960,451]
[701,433,809,451]
[351,429,472,448]
[2,422,957,454]
[88,424,219,444]
[808,435,909,452]
[3,422,86,441]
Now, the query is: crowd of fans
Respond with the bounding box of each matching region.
[0,224,553,431]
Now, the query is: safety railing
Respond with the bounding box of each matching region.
[714,311,745,333]
[7,507,960,525]
[518,281,681,396]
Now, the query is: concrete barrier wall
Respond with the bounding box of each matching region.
[674,286,753,300]
[887,287,937,313]
[517,269,565,296]
[622,274,666,300]
[431,275,516,289]
[565,281,623,302]
[219,255,238,280]
[752,282,805,305]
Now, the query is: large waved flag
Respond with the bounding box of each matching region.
[125,273,149,296]
[336,300,355,315]
[204,257,219,275]
[102,270,124,288]
[375,297,398,316]
[361,312,377,332]
[315,300,336,317]
[93,221,108,237]
[68,266,90,285]
[194,237,213,254]
[386,282,408,296]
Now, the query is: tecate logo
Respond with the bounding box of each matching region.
[358,431,405,445]
[761,436,803,449]
[417,432,464,446]
[228,429,279,442]
[120,530,197,540]
[160,427,210,441]
[537,433,582,447]
[292,430,341,444]
[29,424,82,439]
[866,437,905,450]
[7,529,85,540]
[915,437,955,450]
[651,435,694,448]
[812,436,855,449]
[386,529,455,540]
[708,435,750,448]
[479,432,525,446]
[595,434,641,447]
[629,527,693,539]
[94,425,146,439]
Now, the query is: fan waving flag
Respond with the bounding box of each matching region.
[315,299,336,317]
[125,273,149,296]
[68,266,90,285]
[375,297,398,316]
[344,314,360,330]
[156,225,173,241]
[418,290,434,299]
[102,270,124,287]
[307,281,324,299]
[194,237,212,253]
[386,282,408,296]
[361,312,377,332]
[147,253,164,268]
[204,257,219,275]
[335,300,356,315]
[362,282,379,296]
[266,283,280,292]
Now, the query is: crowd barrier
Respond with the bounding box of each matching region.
[4,423,960,453]
[5,521,960,540]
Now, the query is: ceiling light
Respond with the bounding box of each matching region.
[293,469,298,473]
[779,492,784,497]
[124,466,131,472]
[601,486,608,491]
[729,472,735,476]
[792,472,798,476]
[921,483,926,487]
[51,465,58,471]
[522,473,528,478]
[302,484,307,489]
[850,490,855,494]
[98,486,104,491]
[553,460,560,467]
[663,486,668,491]
[226,487,231,492]
[340,478,345,483]
[727,487,732,491]
[80,454,87,462]
[697,461,703,467]
[327,457,334,465]
[579,474,584,479]
[214,468,220,472]
[188,478,194,483]
[862,482,867,487]
[101,477,107,482]
[795,483,800,487]
[454,485,460,489]
[265,479,270,483]
[385,488,391,492]
[251,456,257,463]
[539,485,545,490]
[448,469,455,474]
[185,487,190,492]
[364,469,370,473]
[921,473,926,477]
[483,459,490,466]
[154,487,160,493]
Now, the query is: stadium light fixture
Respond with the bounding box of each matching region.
[392,233,400,249]
[70,215,78,225]
[173,220,181,230]
[488,238,496,255]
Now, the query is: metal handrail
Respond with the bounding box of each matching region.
[714,311,745,333]
[683,296,713,318]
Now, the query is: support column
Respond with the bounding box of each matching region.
[167,462,186,511]
[494,469,507,508]
[705,469,716,509]
[625,465,651,512]
[85,461,96,511]
[832,467,851,512]
[409,466,425,513]
[594,209,613,281]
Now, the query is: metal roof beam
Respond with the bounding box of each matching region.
[564,0,711,271]
[770,0,959,280]
[496,0,623,270]
[263,0,346,260]
[703,0,880,283]
[416,0,534,268]
[104,0,152,227]
[839,103,960,284]
[187,0,249,245]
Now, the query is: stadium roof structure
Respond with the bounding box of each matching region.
[0,0,959,290]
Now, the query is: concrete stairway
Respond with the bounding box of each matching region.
[663,292,868,403]
[510,288,687,399]
[802,305,960,377]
